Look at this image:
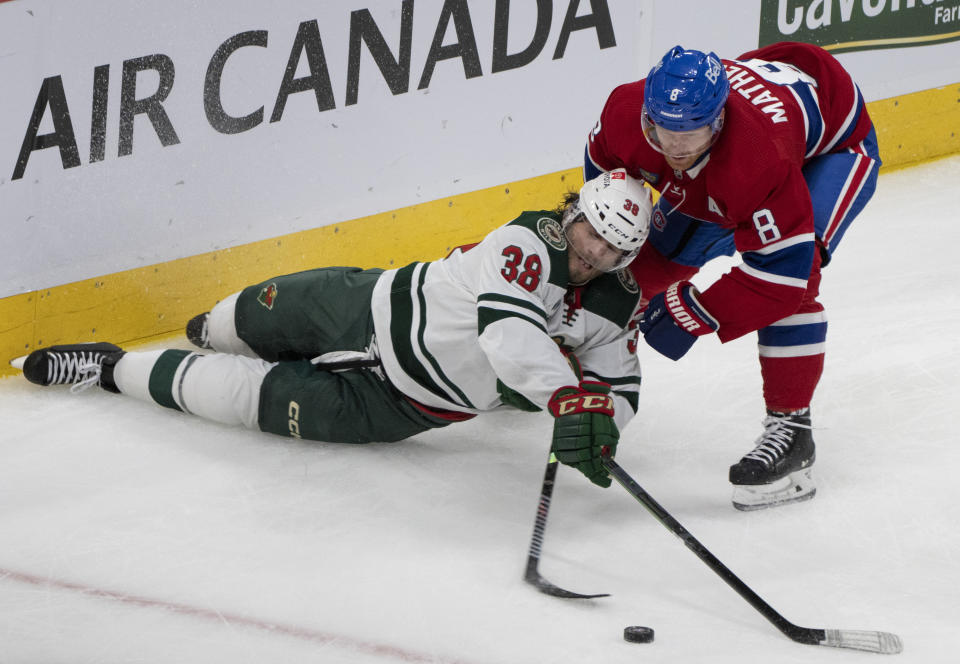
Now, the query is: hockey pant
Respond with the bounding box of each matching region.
[633,127,880,411]
[111,267,454,443]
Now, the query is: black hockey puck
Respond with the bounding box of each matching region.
[623,625,654,643]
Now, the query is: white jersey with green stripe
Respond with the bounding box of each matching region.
[371,210,644,431]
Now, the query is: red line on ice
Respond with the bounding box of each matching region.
[1,567,482,664]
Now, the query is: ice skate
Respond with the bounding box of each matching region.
[729,408,816,511]
[14,342,125,393]
[186,312,212,349]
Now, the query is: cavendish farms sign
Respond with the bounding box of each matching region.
[760,0,960,53]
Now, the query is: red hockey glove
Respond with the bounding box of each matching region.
[549,381,619,488]
[638,280,718,360]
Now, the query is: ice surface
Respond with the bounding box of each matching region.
[2,156,959,663]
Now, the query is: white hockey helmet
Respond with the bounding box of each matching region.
[566,168,652,271]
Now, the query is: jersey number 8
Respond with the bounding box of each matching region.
[752,208,782,244]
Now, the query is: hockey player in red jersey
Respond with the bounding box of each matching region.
[585,42,881,510]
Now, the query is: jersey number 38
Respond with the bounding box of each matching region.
[501,246,542,292]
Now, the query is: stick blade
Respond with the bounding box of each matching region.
[821,629,903,654]
[524,570,610,599]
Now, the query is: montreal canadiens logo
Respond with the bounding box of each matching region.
[652,209,667,232]
[537,217,567,250]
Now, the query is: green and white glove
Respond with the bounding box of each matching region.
[548,381,619,487]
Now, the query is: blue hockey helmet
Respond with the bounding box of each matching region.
[643,46,729,132]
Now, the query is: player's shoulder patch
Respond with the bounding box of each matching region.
[617,268,639,295]
[536,216,567,251]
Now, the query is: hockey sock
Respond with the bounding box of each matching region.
[759,353,824,413]
[207,292,259,357]
[757,307,827,413]
[112,349,198,412]
[111,349,168,403]
[113,349,270,428]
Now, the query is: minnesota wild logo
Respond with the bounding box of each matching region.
[537,217,567,250]
[258,283,278,310]
[617,268,639,294]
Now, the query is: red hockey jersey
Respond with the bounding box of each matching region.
[586,42,873,341]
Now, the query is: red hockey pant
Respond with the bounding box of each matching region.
[631,243,825,413]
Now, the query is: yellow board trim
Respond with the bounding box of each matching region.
[0,170,581,375]
[868,84,960,170]
[822,31,960,51]
[2,84,959,377]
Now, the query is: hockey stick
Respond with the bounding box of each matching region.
[523,454,610,599]
[601,454,903,654]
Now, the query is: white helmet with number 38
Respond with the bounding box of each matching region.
[565,168,652,272]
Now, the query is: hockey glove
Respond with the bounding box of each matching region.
[549,381,619,488]
[638,281,718,361]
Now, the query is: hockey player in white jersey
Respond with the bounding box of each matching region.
[15,170,651,488]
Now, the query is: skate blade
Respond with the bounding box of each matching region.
[732,468,816,511]
[9,355,26,370]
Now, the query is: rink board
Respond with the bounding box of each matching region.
[1,84,958,376]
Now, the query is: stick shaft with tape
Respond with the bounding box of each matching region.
[602,454,901,654]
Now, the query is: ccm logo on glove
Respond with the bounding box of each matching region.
[550,392,614,417]
[548,383,615,414]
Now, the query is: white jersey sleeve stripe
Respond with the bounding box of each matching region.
[819,82,861,154]
[750,232,817,255]
[735,263,809,289]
